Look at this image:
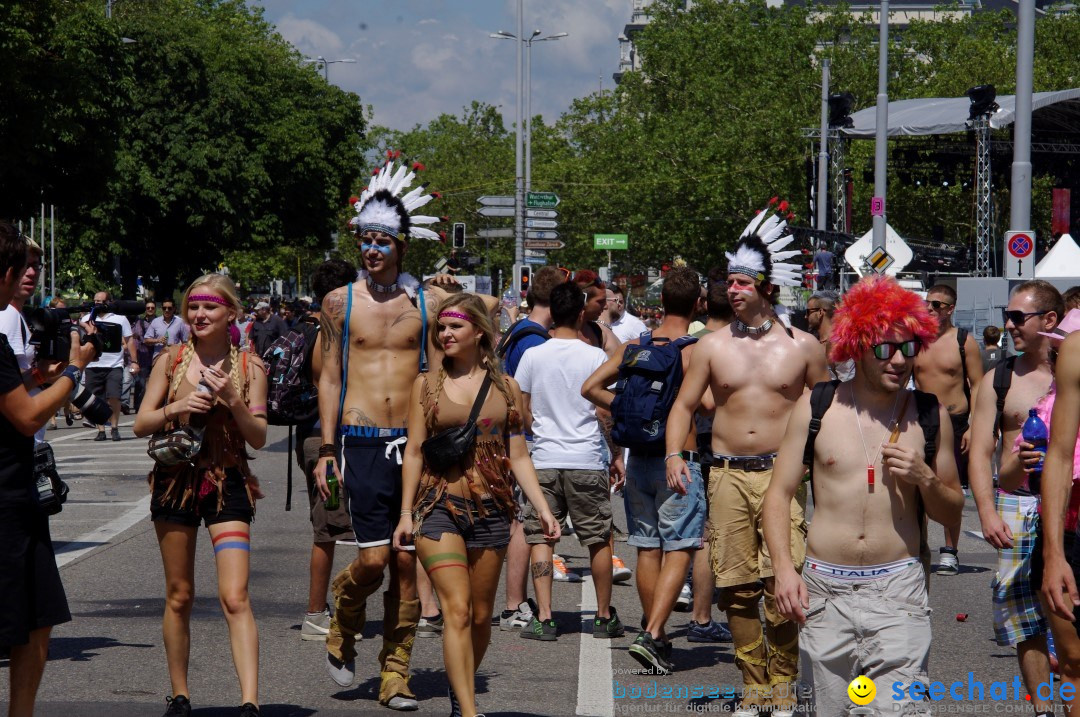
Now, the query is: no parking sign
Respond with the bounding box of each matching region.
[1004,230,1036,280]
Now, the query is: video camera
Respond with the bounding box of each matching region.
[27,300,145,363]
[27,300,145,426]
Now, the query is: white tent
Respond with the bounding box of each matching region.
[1035,234,1080,280]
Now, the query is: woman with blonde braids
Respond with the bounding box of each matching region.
[134,274,268,717]
[393,294,559,717]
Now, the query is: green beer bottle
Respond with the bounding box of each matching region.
[325,459,340,510]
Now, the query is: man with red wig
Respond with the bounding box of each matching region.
[665,203,827,716]
[765,275,964,717]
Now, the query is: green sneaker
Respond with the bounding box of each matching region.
[519,615,557,641]
[593,606,625,639]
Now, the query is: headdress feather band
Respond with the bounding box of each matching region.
[829,275,938,364]
[349,151,443,242]
[725,199,803,288]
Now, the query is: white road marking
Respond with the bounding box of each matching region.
[55,494,152,567]
[45,419,136,444]
[576,574,614,717]
[965,530,985,540]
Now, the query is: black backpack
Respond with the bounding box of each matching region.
[992,356,1018,441]
[610,332,698,452]
[262,319,319,426]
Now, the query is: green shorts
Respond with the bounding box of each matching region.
[523,468,611,546]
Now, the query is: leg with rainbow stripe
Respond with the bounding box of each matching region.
[208,521,258,709]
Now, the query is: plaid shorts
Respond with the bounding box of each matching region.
[991,491,1048,646]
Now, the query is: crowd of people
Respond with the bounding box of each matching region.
[3,162,1080,717]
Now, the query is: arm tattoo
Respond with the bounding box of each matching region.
[320,291,346,355]
[531,561,553,579]
[598,412,618,457]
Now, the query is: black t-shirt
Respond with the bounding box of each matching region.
[0,333,34,506]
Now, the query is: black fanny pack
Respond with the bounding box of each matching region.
[34,442,69,516]
[421,374,492,473]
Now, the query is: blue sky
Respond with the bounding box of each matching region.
[249,0,631,131]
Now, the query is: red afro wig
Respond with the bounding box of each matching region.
[829,275,938,363]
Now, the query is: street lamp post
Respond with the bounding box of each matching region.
[491,22,567,282]
[304,56,357,83]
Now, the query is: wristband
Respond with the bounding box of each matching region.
[664,452,683,462]
[318,444,337,458]
[163,404,171,422]
[60,365,82,391]
[400,510,412,515]
[31,367,45,387]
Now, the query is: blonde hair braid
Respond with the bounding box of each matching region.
[228,341,242,397]
[170,338,197,398]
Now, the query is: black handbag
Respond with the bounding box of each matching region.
[421,374,492,473]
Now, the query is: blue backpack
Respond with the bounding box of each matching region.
[610,332,698,452]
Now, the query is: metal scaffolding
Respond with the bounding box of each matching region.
[972,114,994,277]
[829,131,848,235]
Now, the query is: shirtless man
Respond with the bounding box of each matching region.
[312,157,467,710]
[665,207,828,716]
[766,275,963,717]
[971,281,1062,715]
[913,284,984,575]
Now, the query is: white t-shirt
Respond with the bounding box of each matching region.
[83,313,133,370]
[610,311,649,344]
[0,305,45,442]
[515,338,608,470]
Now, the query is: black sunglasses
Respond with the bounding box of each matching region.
[871,339,920,360]
[926,300,953,310]
[1002,309,1049,326]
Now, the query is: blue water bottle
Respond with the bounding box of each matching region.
[1022,408,1048,493]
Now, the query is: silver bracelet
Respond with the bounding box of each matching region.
[664,452,683,462]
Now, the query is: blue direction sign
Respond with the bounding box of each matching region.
[524,255,547,265]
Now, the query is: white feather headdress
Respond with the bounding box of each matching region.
[348,150,444,242]
[724,199,803,287]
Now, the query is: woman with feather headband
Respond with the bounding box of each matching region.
[764,275,964,717]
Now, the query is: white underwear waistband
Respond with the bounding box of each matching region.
[805,556,920,582]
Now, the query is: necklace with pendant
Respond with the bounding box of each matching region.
[851,384,903,488]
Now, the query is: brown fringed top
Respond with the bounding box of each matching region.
[413,370,521,526]
[148,347,257,516]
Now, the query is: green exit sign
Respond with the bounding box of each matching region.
[593,233,628,250]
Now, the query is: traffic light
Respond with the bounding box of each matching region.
[452,222,466,249]
[518,264,532,295]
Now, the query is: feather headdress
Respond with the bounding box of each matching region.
[349,150,444,242]
[725,198,803,287]
[829,275,938,363]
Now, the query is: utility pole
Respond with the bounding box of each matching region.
[872,0,890,252]
[816,59,830,234]
[1010,0,1035,235]
[514,0,524,276]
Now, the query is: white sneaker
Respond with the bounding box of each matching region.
[552,554,581,583]
[301,607,331,641]
[326,652,355,687]
[936,548,959,576]
[500,599,536,631]
[673,583,692,612]
[732,708,759,717]
[611,555,632,583]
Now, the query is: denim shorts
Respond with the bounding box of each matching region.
[623,455,705,551]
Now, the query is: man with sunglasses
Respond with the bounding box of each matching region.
[606,284,647,344]
[969,280,1063,716]
[913,284,985,576]
[765,275,963,717]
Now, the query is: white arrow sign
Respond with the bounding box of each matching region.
[478,206,515,218]
[477,196,514,207]
[524,248,547,258]
[477,228,514,238]
[526,219,558,229]
[526,230,559,240]
[525,209,558,219]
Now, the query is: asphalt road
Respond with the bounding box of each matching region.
[0,422,1051,716]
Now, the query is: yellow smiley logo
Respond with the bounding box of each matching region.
[848,675,876,706]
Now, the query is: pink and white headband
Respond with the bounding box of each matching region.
[188,294,230,307]
[438,310,472,323]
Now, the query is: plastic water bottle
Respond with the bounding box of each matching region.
[1022,409,1048,493]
